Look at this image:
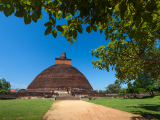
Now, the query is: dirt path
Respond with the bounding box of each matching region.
[43,100,152,120]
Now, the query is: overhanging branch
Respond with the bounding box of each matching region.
[131,39,160,64]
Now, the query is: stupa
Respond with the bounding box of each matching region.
[26,52,93,94]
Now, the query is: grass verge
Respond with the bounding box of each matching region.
[0,99,54,120]
[87,95,160,120]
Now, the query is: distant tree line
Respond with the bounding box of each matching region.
[99,83,121,93]
[0,78,11,94]
[99,73,160,97]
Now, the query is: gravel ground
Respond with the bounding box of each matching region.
[42,100,153,120]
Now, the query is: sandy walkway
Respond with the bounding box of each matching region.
[43,100,152,120]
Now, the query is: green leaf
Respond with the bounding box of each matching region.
[91,17,96,26]
[58,13,62,20]
[15,9,25,18]
[132,0,140,9]
[62,8,66,18]
[120,2,127,19]
[146,1,157,11]
[49,17,55,25]
[53,12,56,17]
[78,20,83,24]
[70,41,73,45]
[100,28,102,33]
[67,37,72,41]
[108,9,112,16]
[67,20,71,26]
[3,6,14,17]
[0,5,4,12]
[73,38,77,41]
[151,21,157,30]
[65,15,70,20]
[56,25,64,32]
[44,27,52,35]
[135,15,141,28]
[31,12,38,23]
[86,26,92,33]
[77,25,82,33]
[40,12,43,19]
[73,30,77,39]
[143,13,153,23]
[24,14,31,25]
[70,15,72,19]
[36,6,41,18]
[68,30,72,36]
[129,31,135,39]
[93,26,97,32]
[137,32,144,39]
[49,12,52,19]
[65,32,68,39]
[52,29,57,38]
[44,22,52,27]
[142,31,148,40]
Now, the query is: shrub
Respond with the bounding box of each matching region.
[90,96,94,100]
[119,89,126,96]
[113,94,117,98]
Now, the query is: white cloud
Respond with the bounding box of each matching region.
[10,83,27,89]
[11,83,18,86]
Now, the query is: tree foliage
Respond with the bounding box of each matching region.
[0,0,160,82]
[98,90,105,93]
[126,72,160,96]
[105,83,121,93]
[91,40,160,83]
[0,78,11,94]
[0,0,159,44]
[156,75,160,85]
[119,89,126,95]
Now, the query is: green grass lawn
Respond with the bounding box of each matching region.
[0,99,54,120]
[87,95,160,120]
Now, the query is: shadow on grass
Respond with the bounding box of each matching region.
[130,116,153,120]
[130,111,160,120]
[127,95,160,99]
[127,104,160,120]
[129,104,160,112]
[0,98,16,100]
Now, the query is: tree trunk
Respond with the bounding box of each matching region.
[149,91,152,96]
[151,90,154,97]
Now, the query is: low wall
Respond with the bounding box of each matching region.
[88,93,105,97]
[17,96,44,99]
[73,92,159,98]
[0,92,57,99]
[1,92,159,99]
[105,93,159,98]
[72,92,105,97]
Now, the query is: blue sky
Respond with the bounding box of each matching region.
[0,9,127,91]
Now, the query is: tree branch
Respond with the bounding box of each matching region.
[131,39,160,64]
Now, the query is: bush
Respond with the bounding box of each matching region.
[0,89,11,94]
[90,96,94,100]
[119,89,126,96]
[113,94,117,98]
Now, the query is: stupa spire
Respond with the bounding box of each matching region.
[60,52,66,59]
[55,52,71,65]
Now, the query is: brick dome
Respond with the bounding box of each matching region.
[27,53,93,92]
[27,64,93,91]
